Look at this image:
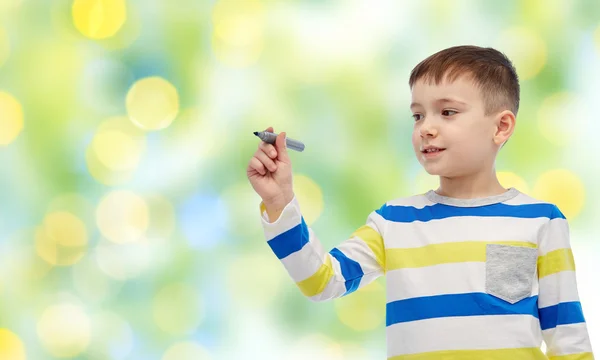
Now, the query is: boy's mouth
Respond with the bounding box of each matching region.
[420,146,446,159]
[420,146,446,154]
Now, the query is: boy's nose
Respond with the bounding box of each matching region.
[419,122,438,138]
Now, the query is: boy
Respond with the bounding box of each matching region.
[246,45,594,359]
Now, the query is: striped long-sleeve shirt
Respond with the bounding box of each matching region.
[259,187,594,360]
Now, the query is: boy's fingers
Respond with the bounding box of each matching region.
[249,156,266,175]
[258,142,277,158]
[255,150,278,172]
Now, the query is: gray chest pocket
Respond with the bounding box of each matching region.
[485,244,538,304]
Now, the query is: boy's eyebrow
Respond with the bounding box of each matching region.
[410,98,468,110]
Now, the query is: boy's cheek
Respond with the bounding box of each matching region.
[411,130,420,146]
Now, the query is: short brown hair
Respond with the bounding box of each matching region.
[409,45,520,116]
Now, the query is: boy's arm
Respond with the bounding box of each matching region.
[537,205,594,359]
[259,196,386,302]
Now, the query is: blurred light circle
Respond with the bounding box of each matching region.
[533,169,585,219]
[293,174,324,226]
[0,91,23,146]
[0,329,26,360]
[0,26,9,68]
[86,145,136,185]
[95,239,152,280]
[496,27,547,80]
[92,130,143,171]
[98,5,141,50]
[497,171,530,194]
[88,311,133,360]
[179,194,229,250]
[537,92,583,147]
[35,211,88,266]
[72,0,127,39]
[96,190,149,244]
[86,116,146,185]
[37,303,91,358]
[211,0,265,68]
[519,0,574,32]
[126,76,179,131]
[153,283,204,335]
[91,116,146,172]
[334,280,385,331]
[162,341,212,360]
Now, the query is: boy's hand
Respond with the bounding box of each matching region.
[247,127,294,219]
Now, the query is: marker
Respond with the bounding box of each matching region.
[253,131,305,152]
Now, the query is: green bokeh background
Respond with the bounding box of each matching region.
[0,0,599,358]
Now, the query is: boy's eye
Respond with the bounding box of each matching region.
[442,110,457,116]
[412,114,423,121]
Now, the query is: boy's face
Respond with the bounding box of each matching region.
[410,75,499,178]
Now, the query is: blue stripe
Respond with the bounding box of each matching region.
[267,217,309,259]
[539,301,586,330]
[330,248,363,296]
[377,203,565,223]
[386,293,539,326]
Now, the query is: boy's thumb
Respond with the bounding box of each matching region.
[276,132,289,158]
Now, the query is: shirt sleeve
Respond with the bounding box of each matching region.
[537,205,594,359]
[259,196,387,302]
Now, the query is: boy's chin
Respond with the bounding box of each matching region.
[421,165,453,177]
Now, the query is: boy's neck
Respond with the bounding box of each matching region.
[435,171,507,200]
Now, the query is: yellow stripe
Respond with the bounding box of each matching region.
[549,352,594,360]
[352,225,386,272]
[259,201,266,214]
[538,248,575,279]
[388,347,548,360]
[386,241,536,270]
[295,255,334,297]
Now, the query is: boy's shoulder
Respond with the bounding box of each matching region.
[508,191,566,219]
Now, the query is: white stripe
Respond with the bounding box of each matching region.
[307,227,326,257]
[280,240,325,282]
[385,216,545,248]
[334,236,382,274]
[538,271,581,308]
[387,262,539,302]
[539,218,571,254]
[356,269,383,290]
[542,323,593,356]
[386,315,543,357]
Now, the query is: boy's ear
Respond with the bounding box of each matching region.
[493,110,515,146]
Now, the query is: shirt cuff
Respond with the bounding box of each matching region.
[258,196,302,241]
